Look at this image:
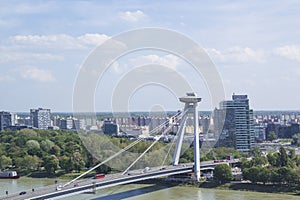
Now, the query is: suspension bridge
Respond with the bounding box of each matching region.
[2,93,230,200]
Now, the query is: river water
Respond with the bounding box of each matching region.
[1,177,299,200]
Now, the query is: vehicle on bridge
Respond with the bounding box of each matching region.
[142,167,150,173]
[56,185,62,191]
[94,174,105,179]
[213,160,226,163]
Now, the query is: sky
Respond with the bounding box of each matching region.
[1,0,300,112]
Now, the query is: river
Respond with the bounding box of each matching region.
[0,178,299,200]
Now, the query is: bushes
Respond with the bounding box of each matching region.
[213,164,233,183]
[242,147,300,186]
[0,129,88,174]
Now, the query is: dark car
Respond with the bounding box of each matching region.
[19,191,26,195]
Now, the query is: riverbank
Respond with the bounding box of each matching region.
[18,169,94,180]
[136,178,300,196]
[200,181,300,196]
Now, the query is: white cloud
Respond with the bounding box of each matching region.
[110,61,123,74]
[119,10,146,22]
[274,45,300,62]
[206,47,266,64]
[9,33,110,50]
[107,54,181,75]
[0,51,64,63]
[0,33,110,64]
[293,67,300,76]
[77,33,110,46]
[129,54,180,70]
[18,67,55,82]
[10,34,83,49]
[0,74,14,82]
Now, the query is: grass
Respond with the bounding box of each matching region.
[199,181,300,195]
[19,169,94,179]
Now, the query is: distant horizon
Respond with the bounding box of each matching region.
[11,109,300,115]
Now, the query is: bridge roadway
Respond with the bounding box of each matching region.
[1,160,232,200]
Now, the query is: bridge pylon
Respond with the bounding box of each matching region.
[172,92,201,181]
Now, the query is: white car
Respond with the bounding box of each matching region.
[56,185,62,191]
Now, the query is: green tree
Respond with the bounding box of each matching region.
[267,153,277,166]
[14,157,25,169]
[279,147,288,167]
[7,145,27,158]
[50,145,61,156]
[268,131,277,141]
[13,136,27,146]
[271,152,282,167]
[26,140,43,156]
[71,152,85,172]
[14,155,38,170]
[19,128,37,138]
[22,155,39,170]
[59,156,73,173]
[243,166,270,184]
[251,156,268,167]
[295,155,300,166]
[288,149,296,160]
[41,139,55,153]
[243,167,260,183]
[213,164,233,184]
[249,146,262,157]
[26,140,40,150]
[257,167,270,184]
[95,164,111,174]
[213,147,241,160]
[0,155,12,169]
[44,155,59,174]
[295,166,300,184]
[292,133,300,146]
[270,168,281,184]
[240,157,252,169]
[277,167,294,185]
[180,146,194,163]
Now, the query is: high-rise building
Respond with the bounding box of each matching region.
[200,117,210,133]
[60,118,73,130]
[0,111,12,131]
[73,119,85,130]
[30,108,51,130]
[214,94,255,152]
[103,120,119,135]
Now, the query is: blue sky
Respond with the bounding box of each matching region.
[0,0,300,112]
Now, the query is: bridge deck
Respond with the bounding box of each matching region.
[1,160,234,200]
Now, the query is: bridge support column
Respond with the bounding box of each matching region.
[172,106,188,165]
[172,93,201,181]
[193,103,200,181]
[92,182,96,194]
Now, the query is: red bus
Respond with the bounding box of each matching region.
[94,174,105,179]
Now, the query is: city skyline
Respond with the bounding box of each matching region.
[1,1,300,112]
